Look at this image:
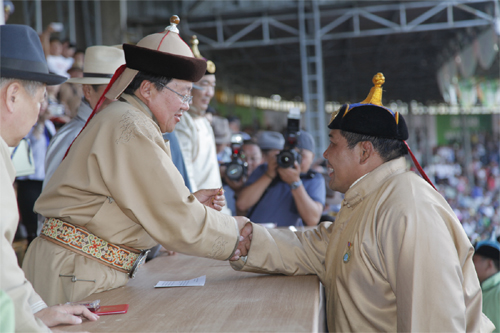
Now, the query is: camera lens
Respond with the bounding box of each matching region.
[226,163,244,181]
[277,150,295,168]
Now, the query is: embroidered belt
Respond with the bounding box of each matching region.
[40,218,149,278]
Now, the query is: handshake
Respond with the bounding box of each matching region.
[230,217,254,261]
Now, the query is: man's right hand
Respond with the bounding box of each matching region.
[231,217,253,261]
[265,150,280,178]
[35,304,99,327]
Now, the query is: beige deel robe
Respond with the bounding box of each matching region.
[232,157,495,332]
[23,94,239,306]
[175,111,223,193]
[0,137,50,332]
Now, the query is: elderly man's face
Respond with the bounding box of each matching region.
[323,129,363,193]
[191,74,215,112]
[10,83,46,146]
[149,79,191,133]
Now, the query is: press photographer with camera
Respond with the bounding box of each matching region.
[236,112,325,227]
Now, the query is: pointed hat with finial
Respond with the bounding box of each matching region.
[106,15,207,99]
[190,35,216,75]
[328,72,408,140]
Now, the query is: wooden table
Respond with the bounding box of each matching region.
[61,252,325,332]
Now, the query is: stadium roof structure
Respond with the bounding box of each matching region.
[125,0,500,106]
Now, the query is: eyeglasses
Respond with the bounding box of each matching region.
[157,82,193,104]
[193,82,216,91]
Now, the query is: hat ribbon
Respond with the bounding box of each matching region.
[83,72,114,78]
[62,64,127,160]
[1,57,48,73]
[403,141,437,191]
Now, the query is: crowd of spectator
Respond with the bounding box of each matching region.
[422,133,499,243]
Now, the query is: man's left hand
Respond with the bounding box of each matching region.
[277,161,301,185]
[194,187,226,211]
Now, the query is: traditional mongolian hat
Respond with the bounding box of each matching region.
[190,35,216,75]
[64,16,206,160]
[329,73,435,190]
[328,73,408,140]
[0,24,66,85]
[105,15,207,100]
[67,45,125,85]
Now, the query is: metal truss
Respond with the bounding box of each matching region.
[183,0,498,157]
[184,1,498,49]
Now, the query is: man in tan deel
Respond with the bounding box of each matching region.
[175,36,225,196]
[23,16,250,306]
[233,74,495,332]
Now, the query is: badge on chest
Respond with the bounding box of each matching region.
[343,241,353,263]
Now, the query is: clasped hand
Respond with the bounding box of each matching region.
[230,217,253,261]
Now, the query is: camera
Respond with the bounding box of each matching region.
[277,108,301,168]
[225,133,248,181]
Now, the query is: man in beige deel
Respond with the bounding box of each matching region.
[175,37,226,199]
[23,16,249,306]
[233,73,495,332]
[1,24,98,332]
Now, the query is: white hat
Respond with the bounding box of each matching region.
[67,45,125,85]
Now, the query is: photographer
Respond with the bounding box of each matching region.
[236,130,325,227]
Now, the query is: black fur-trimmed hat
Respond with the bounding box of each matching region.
[328,73,408,140]
[106,16,207,99]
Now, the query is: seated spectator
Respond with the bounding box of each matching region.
[237,130,325,227]
[473,239,500,332]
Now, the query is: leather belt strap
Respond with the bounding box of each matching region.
[40,218,148,278]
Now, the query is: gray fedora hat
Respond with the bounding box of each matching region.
[0,24,66,85]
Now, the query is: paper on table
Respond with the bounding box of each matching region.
[155,275,206,288]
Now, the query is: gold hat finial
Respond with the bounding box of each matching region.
[191,35,202,58]
[165,15,180,33]
[360,72,385,106]
[190,35,216,74]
